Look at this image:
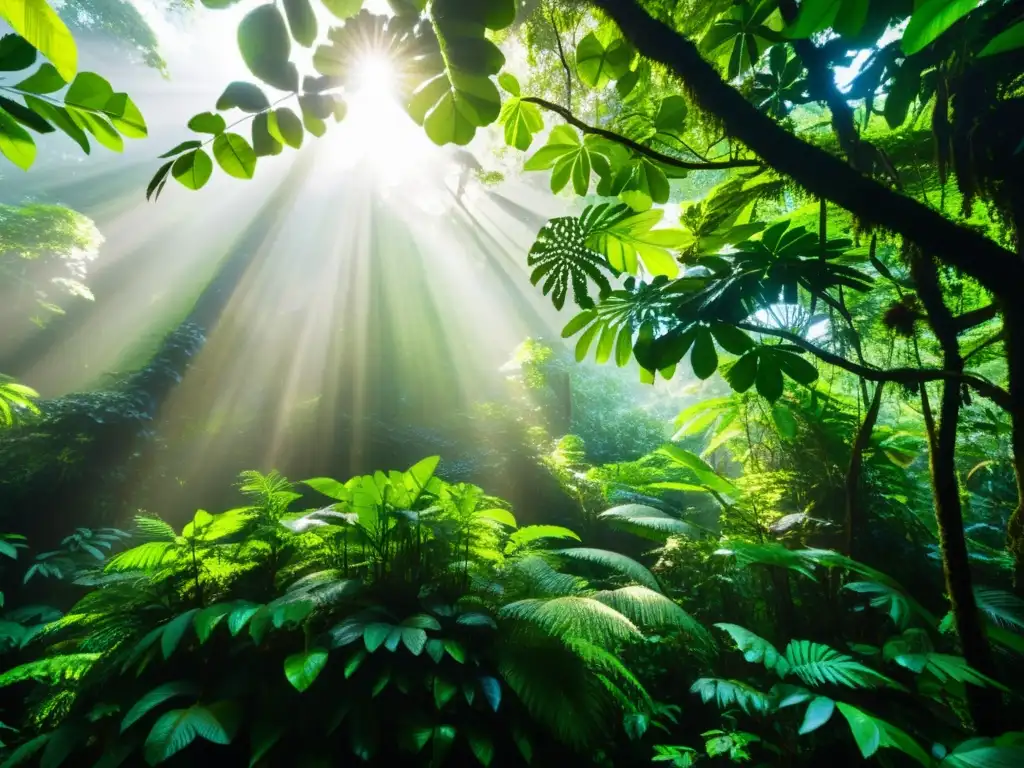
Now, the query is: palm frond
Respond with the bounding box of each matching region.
[554,547,661,591]
[715,541,817,578]
[592,586,714,649]
[599,504,701,540]
[564,637,652,710]
[974,587,1024,632]
[690,677,774,715]
[501,596,642,646]
[504,555,587,598]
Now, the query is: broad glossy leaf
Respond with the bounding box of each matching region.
[161,610,198,659]
[576,31,633,88]
[755,355,784,401]
[159,139,202,158]
[1,0,77,81]
[121,681,199,733]
[836,703,881,759]
[785,0,839,38]
[238,4,298,92]
[901,0,979,56]
[690,327,718,380]
[979,21,1024,57]
[143,705,232,765]
[283,0,317,47]
[65,71,113,109]
[187,112,226,135]
[104,93,146,138]
[0,34,35,71]
[322,0,363,19]
[67,107,121,152]
[213,132,257,179]
[216,81,270,112]
[268,107,303,148]
[799,696,835,734]
[13,62,63,93]
[172,149,213,190]
[0,95,51,133]
[0,107,35,169]
[284,648,328,692]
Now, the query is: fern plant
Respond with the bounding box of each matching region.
[0,458,712,767]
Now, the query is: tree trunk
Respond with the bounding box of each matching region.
[910,250,1002,735]
[845,381,884,558]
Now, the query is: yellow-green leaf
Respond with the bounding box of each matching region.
[0,0,77,81]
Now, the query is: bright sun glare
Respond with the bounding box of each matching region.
[327,52,438,183]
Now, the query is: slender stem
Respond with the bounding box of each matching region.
[521,96,762,171]
[546,2,573,112]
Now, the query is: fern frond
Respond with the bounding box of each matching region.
[714,541,817,578]
[0,654,100,687]
[105,542,177,573]
[691,677,773,715]
[564,637,652,709]
[784,640,899,689]
[501,597,642,646]
[133,515,176,541]
[553,548,661,592]
[592,586,714,649]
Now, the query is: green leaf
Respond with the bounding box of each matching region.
[283,0,317,47]
[0,0,77,81]
[0,107,34,168]
[284,648,328,692]
[238,4,298,92]
[499,97,543,151]
[172,149,213,190]
[772,403,797,439]
[497,72,520,96]
[104,93,146,137]
[710,324,754,355]
[0,34,36,71]
[785,0,840,39]
[322,0,363,19]
[799,697,835,735]
[23,96,87,154]
[576,31,633,88]
[67,107,121,152]
[143,705,233,766]
[508,525,581,549]
[476,508,517,527]
[159,140,202,158]
[724,350,758,393]
[775,350,818,385]
[467,729,494,766]
[216,82,271,112]
[213,132,257,179]
[0,96,50,132]
[65,72,113,109]
[555,547,661,592]
[715,623,788,673]
[121,681,199,733]
[187,112,225,135]
[836,703,881,759]
[161,610,198,659]
[901,0,979,56]
[364,623,391,652]
[193,604,233,644]
[979,21,1024,57]
[268,107,303,148]
[13,62,63,93]
[755,355,784,402]
[434,676,458,709]
[690,327,718,380]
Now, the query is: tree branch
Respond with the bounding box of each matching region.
[545,2,574,112]
[522,96,763,171]
[734,321,1013,411]
[587,0,1024,298]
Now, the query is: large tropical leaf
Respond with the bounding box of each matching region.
[598,505,701,540]
[690,677,773,715]
[592,586,713,648]
[500,596,642,646]
[715,623,788,673]
[553,548,661,592]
